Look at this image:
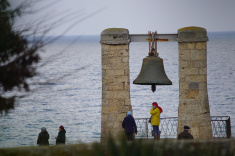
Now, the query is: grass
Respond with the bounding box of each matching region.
[0,136,235,156]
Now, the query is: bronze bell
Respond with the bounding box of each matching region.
[133,55,172,92]
[133,31,172,92]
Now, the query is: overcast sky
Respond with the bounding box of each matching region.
[11,0,235,36]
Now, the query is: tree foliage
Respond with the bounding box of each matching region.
[0,0,104,115]
[0,0,41,114]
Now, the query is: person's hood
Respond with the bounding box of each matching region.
[40,130,48,135]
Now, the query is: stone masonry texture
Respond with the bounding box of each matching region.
[100,28,132,141]
[177,26,212,139]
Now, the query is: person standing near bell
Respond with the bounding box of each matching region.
[150,102,162,140]
[37,127,49,146]
[178,126,194,139]
[122,111,138,141]
[55,125,66,145]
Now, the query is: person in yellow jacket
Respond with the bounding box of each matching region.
[150,102,162,140]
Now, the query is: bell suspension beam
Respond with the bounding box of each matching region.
[129,33,177,42]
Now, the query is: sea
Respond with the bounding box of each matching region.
[0,32,235,148]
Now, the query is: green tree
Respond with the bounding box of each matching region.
[0,0,104,114]
[0,0,42,113]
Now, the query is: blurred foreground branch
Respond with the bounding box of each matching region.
[0,0,104,114]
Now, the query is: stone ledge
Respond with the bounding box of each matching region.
[177,26,208,42]
[100,28,130,45]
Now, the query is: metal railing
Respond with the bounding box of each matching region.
[211,116,231,138]
[135,116,231,139]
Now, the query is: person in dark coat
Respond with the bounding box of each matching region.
[37,127,49,146]
[178,125,194,139]
[55,125,66,145]
[122,111,138,140]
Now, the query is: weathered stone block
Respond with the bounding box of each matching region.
[199,91,209,101]
[102,64,114,70]
[188,82,199,89]
[178,43,187,50]
[179,50,191,60]
[187,104,202,113]
[199,68,207,75]
[201,102,210,114]
[179,60,190,68]
[177,120,187,128]
[102,91,115,99]
[122,57,129,62]
[117,49,129,57]
[124,69,130,75]
[191,50,200,60]
[177,26,208,42]
[179,77,186,83]
[114,90,130,99]
[179,82,188,90]
[186,75,206,82]
[118,105,132,113]
[100,28,130,45]
[187,43,196,50]
[198,82,206,89]
[108,83,124,90]
[178,103,188,114]
[102,50,117,57]
[179,93,187,100]
[113,75,129,83]
[110,45,119,50]
[124,99,131,106]
[102,84,109,91]
[187,99,201,105]
[102,75,115,83]
[196,42,207,49]
[117,113,128,121]
[101,45,111,51]
[105,69,125,76]
[186,89,199,99]
[192,126,199,139]
[103,99,125,106]
[192,120,200,127]
[110,62,128,70]
[198,50,207,60]
[187,68,199,75]
[193,60,207,68]
[179,68,187,76]
[108,57,123,63]
[199,125,212,139]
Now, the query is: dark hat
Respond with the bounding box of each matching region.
[184,126,190,130]
[59,125,64,130]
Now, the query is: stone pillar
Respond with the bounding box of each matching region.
[100,28,132,141]
[177,26,212,139]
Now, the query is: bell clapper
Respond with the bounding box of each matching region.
[151,85,156,92]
